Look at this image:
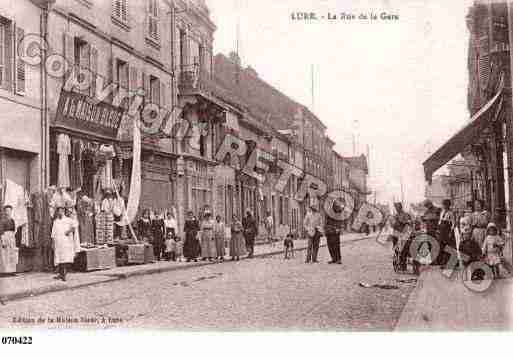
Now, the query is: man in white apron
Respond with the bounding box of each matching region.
[51,206,76,281]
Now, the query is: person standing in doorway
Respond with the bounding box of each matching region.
[304,204,322,263]
[242,209,258,258]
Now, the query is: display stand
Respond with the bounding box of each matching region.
[0,247,19,274]
[73,247,116,272]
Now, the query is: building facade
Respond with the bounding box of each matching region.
[0,0,47,270]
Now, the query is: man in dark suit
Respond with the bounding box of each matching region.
[242,209,258,258]
[325,199,344,264]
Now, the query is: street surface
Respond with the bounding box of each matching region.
[0,237,417,330]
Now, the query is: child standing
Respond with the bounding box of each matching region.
[482,223,504,278]
[284,232,294,259]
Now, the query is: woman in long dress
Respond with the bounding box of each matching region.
[137,209,153,243]
[214,215,225,262]
[183,211,200,262]
[438,199,455,266]
[200,211,216,261]
[230,215,246,261]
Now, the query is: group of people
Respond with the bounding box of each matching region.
[177,208,258,263]
[391,199,506,278]
[303,200,345,264]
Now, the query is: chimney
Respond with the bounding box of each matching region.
[229,51,241,66]
[246,66,258,77]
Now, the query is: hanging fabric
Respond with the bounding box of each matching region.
[70,139,84,190]
[99,145,116,191]
[56,133,71,189]
[116,117,141,228]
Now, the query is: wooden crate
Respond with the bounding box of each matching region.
[0,247,18,274]
[144,244,155,263]
[74,247,116,272]
[126,244,145,264]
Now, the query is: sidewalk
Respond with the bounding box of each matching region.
[395,265,513,331]
[0,232,371,303]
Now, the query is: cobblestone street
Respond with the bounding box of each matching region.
[0,237,417,330]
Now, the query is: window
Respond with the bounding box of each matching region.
[112,0,128,24]
[179,29,186,68]
[116,59,128,89]
[116,59,129,107]
[148,0,159,42]
[0,18,25,94]
[149,75,160,105]
[0,21,6,87]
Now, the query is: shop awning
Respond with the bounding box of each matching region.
[423,74,504,182]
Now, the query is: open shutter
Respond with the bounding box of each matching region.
[90,45,98,97]
[129,65,138,95]
[15,26,25,94]
[142,71,149,103]
[63,32,74,66]
[160,81,166,109]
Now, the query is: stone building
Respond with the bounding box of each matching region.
[0,0,47,270]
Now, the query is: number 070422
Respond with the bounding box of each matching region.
[1,336,33,344]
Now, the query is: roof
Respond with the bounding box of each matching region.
[214,53,326,131]
[342,155,368,174]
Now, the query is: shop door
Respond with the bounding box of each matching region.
[140,178,174,216]
[1,150,31,231]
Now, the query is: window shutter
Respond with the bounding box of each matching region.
[142,71,149,103]
[113,0,121,19]
[90,45,98,97]
[15,26,25,94]
[122,0,128,23]
[129,65,138,95]
[160,81,166,108]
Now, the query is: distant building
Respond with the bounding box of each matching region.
[425,175,451,207]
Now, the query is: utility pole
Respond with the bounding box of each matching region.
[311,64,315,111]
[400,176,404,205]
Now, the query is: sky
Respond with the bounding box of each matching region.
[206,0,474,205]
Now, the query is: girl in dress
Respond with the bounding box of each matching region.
[214,215,226,262]
[482,223,505,279]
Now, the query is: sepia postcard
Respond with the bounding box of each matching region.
[0,0,512,350]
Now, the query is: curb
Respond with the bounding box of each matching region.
[1,234,373,304]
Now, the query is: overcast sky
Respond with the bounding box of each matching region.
[207,0,474,205]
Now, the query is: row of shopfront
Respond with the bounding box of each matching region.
[1,82,306,274]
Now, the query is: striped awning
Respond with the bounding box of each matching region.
[423,74,504,182]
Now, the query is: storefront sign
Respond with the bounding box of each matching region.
[54,90,124,138]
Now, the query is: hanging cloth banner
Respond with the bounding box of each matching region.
[115,117,141,227]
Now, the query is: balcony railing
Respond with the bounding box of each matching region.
[178,63,214,94]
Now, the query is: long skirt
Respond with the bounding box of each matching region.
[472,228,486,248]
[215,233,225,257]
[201,230,216,258]
[96,212,114,244]
[230,232,246,257]
[183,232,200,259]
